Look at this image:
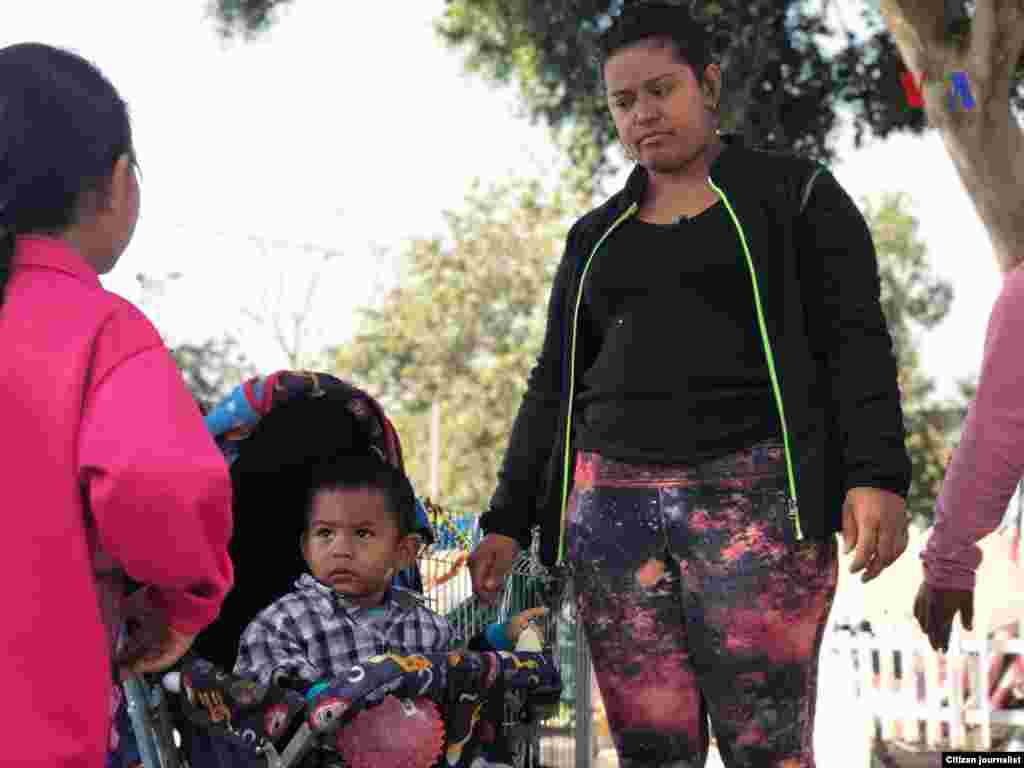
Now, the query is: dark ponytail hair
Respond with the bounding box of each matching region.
[0,43,135,307]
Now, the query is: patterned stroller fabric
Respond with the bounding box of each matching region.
[307,650,562,767]
[166,649,561,768]
[176,656,308,749]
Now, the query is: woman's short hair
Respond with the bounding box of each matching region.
[597,3,714,83]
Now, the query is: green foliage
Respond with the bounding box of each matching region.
[205,2,1023,200]
[861,192,959,524]
[171,334,257,412]
[435,0,1024,198]
[135,271,257,412]
[866,192,952,366]
[207,0,293,39]
[331,179,570,514]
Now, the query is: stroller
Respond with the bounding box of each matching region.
[114,371,564,768]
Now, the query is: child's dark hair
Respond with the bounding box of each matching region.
[0,43,135,306]
[304,456,418,539]
[597,3,713,84]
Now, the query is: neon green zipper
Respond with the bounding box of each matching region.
[708,178,804,542]
[557,202,638,563]
[555,183,804,564]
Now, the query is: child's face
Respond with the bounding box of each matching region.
[302,487,419,609]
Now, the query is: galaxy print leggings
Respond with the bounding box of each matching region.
[565,442,838,768]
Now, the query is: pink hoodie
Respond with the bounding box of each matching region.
[0,237,233,768]
[922,265,1024,592]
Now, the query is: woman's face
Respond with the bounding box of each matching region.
[604,38,720,176]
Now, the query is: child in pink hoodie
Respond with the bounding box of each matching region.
[0,43,234,768]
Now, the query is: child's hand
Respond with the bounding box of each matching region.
[504,607,549,644]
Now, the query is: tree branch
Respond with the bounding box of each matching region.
[969,0,1024,82]
[999,3,1024,83]
[879,0,949,73]
[880,0,1024,273]
[971,0,1001,81]
[269,273,292,363]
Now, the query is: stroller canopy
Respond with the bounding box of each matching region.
[193,371,432,669]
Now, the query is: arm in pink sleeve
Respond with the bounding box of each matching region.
[921,267,1024,591]
[79,340,234,635]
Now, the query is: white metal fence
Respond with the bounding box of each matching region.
[829,618,1024,751]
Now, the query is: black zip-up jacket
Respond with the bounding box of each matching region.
[481,135,912,566]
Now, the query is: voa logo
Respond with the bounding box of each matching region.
[900,70,977,111]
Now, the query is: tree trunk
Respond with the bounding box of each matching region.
[880,0,1024,274]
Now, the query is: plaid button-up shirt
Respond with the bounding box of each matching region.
[235,574,459,686]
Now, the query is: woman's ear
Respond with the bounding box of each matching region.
[72,152,135,226]
[703,63,723,109]
[106,153,136,212]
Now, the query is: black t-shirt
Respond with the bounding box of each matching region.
[574,202,783,464]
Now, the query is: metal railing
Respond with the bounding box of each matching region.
[419,518,595,768]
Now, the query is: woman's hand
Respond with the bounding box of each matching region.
[913,581,974,653]
[116,587,196,679]
[118,626,196,679]
[467,533,521,606]
[842,487,909,583]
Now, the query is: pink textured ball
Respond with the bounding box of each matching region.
[335,696,445,768]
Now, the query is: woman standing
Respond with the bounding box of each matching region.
[468,4,911,766]
[0,44,233,768]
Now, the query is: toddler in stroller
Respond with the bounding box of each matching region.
[113,371,562,768]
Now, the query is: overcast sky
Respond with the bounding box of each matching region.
[3,0,1005,400]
